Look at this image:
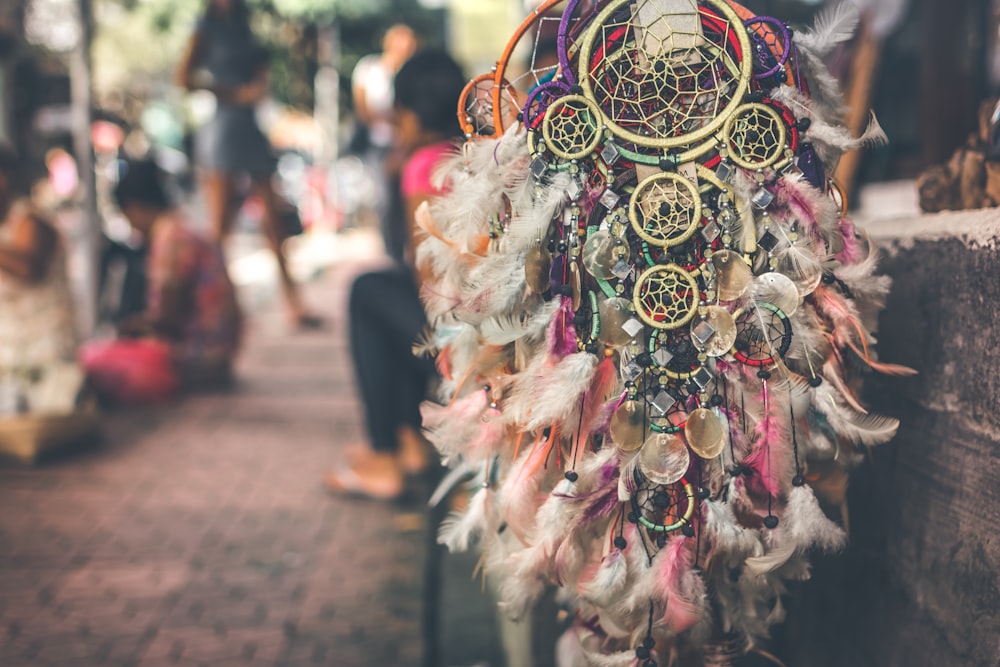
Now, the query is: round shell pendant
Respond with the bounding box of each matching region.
[525,245,553,294]
[583,230,629,280]
[610,400,646,452]
[753,272,801,316]
[569,261,582,310]
[598,297,636,347]
[638,432,690,485]
[712,250,752,301]
[691,306,738,357]
[685,408,726,459]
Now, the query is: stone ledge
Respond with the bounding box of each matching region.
[780,208,1000,667]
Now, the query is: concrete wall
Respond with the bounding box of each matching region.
[779,211,1000,666]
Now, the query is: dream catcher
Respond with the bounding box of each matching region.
[419,1,908,665]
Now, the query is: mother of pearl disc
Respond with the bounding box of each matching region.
[598,297,636,347]
[525,245,553,294]
[583,229,629,280]
[752,272,800,316]
[610,400,646,452]
[691,305,738,357]
[684,407,726,459]
[638,432,690,485]
[712,250,752,301]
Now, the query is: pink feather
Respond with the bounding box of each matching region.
[570,356,619,466]
[466,407,507,454]
[548,296,579,359]
[651,537,702,634]
[773,176,835,245]
[421,389,488,429]
[835,217,864,264]
[743,382,791,498]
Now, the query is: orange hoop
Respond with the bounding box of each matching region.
[492,0,568,136]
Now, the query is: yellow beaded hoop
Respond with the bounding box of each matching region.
[629,172,702,248]
[633,263,700,330]
[577,0,753,150]
[722,103,790,170]
[541,94,605,161]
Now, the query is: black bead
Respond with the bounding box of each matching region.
[570,84,584,95]
[627,512,638,524]
[797,117,812,132]
[746,92,764,103]
[642,637,655,649]
[636,646,651,660]
[565,471,579,482]
[614,536,628,550]
[658,157,676,171]
[557,242,568,253]
[635,352,653,368]
[730,464,746,477]
[808,375,823,388]
[757,369,772,380]
[547,240,556,252]
[681,524,695,538]
[821,272,836,284]
[652,492,670,509]
[764,515,780,529]
[710,394,724,407]
[586,343,600,355]
[573,315,588,326]
[792,474,806,487]
[696,486,711,501]
[656,534,668,548]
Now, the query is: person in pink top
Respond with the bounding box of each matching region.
[325,50,464,500]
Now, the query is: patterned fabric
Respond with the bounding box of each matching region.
[147,215,241,369]
[0,205,77,372]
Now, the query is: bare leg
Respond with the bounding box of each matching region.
[202,170,236,242]
[250,174,310,323]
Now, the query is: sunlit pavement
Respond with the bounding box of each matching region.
[0,228,502,667]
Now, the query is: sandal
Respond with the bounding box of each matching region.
[323,463,405,501]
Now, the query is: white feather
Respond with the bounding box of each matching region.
[505,352,599,432]
[797,2,861,56]
[704,497,763,560]
[813,381,900,446]
[582,649,637,667]
[783,485,847,553]
[745,540,797,576]
[438,485,495,552]
[579,548,629,608]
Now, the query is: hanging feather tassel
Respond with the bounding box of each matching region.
[796,2,860,56]
[438,484,496,552]
[505,352,600,432]
[579,548,630,608]
[783,484,847,553]
[651,538,704,634]
[548,296,580,360]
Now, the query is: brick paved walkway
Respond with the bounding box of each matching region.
[0,232,503,667]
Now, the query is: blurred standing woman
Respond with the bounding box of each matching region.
[178,0,319,328]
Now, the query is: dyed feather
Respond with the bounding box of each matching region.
[548,296,580,359]
[579,548,629,608]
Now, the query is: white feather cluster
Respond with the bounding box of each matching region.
[415,2,909,663]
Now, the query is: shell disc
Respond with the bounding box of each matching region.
[685,407,726,459]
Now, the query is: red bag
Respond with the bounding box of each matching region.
[80,338,180,405]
